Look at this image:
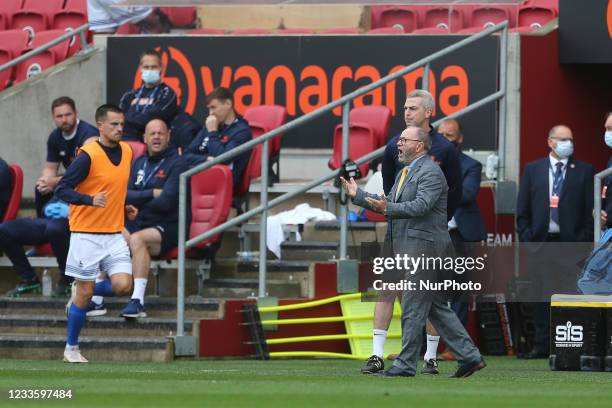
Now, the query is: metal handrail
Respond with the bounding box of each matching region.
[175,21,509,342]
[0,24,93,74]
[594,167,612,244]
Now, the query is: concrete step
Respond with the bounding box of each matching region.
[280,240,338,261]
[0,296,221,319]
[236,259,311,273]
[301,220,387,245]
[0,314,193,337]
[202,278,302,298]
[0,334,171,362]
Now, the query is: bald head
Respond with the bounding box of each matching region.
[144,119,170,156]
[438,119,463,146]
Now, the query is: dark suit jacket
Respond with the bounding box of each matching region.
[454,152,487,242]
[605,156,612,228]
[516,156,595,243]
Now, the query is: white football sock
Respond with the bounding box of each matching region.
[131,278,148,305]
[92,276,104,305]
[424,335,440,361]
[372,329,387,358]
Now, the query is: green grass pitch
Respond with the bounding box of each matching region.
[1,357,611,408]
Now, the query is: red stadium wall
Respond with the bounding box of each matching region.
[520,30,611,173]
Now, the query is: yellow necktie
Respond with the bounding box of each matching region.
[395,167,408,200]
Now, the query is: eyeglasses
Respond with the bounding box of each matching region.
[397,137,422,146]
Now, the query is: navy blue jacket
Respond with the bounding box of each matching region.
[184,116,252,189]
[382,128,462,221]
[0,158,11,218]
[454,152,487,242]
[126,147,186,225]
[47,120,98,169]
[119,82,179,141]
[517,157,595,243]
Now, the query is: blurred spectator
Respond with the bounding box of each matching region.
[184,87,252,189]
[438,118,486,331]
[0,216,72,297]
[88,0,169,34]
[0,157,10,219]
[119,49,200,147]
[36,97,98,218]
[516,125,594,359]
[600,112,612,228]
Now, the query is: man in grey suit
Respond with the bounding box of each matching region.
[341,126,485,377]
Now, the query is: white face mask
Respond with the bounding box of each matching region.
[141,69,161,85]
[554,140,574,159]
[605,131,612,148]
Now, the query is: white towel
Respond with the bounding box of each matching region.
[266,204,336,258]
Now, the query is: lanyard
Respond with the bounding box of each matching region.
[549,162,565,194]
[134,85,159,113]
[138,158,165,188]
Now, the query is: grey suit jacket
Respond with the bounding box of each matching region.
[353,155,452,264]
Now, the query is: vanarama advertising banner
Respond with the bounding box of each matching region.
[107,35,498,149]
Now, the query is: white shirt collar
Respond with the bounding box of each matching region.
[549,153,568,169]
[62,119,80,140]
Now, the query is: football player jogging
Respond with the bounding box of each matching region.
[55,104,133,363]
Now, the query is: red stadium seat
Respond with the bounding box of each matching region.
[524,0,558,16]
[243,105,287,183]
[159,7,196,28]
[188,28,226,35]
[2,165,23,222]
[11,0,65,39]
[0,30,30,88]
[468,7,512,29]
[54,0,88,37]
[0,0,23,26]
[373,6,419,33]
[412,27,450,34]
[160,165,233,259]
[518,6,556,29]
[423,7,464,32]
[15,30,70,83]
[34,243,53,256]
[367,26,404,34]
[233,144,262,213]
[349,105,391,147]
[328,123,378,180]
[125,141,147,161]
[231,28,272,35]
[0,13,7,30]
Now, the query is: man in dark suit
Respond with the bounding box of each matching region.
[439,119,486,330]
[342,126,485,378]
[516,124,595,358]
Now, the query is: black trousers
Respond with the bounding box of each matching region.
[0,218,70,282]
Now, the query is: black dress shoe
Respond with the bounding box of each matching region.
[361,355,384,374]
[381,366,414,377]
[450,358,486,378]
[519,349,549,359]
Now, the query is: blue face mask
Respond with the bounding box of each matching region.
[605,131,612,148]
[554,140,574,159]
[141,69,161,85]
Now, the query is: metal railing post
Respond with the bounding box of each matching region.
[259,140,269,296]
[339,102,350,260]
[497,24,508,181]
[423,63,430,93]
[177,174,187,337]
